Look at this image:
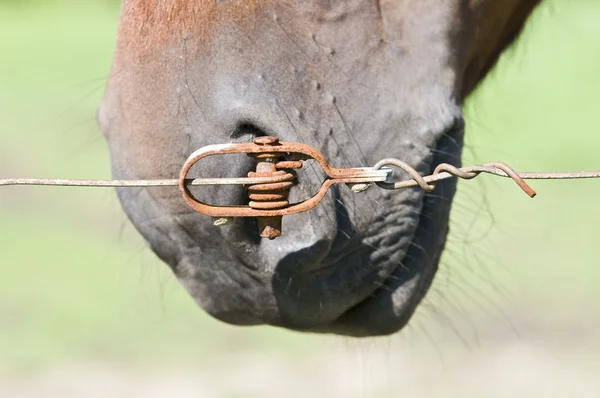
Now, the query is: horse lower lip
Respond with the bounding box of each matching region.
[310,133,462,336]
[317,197,446,336]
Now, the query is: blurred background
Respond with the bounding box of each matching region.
[0,0,599,396]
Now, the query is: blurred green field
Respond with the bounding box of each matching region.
[0,1,599,397]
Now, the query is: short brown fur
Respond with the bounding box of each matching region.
[119,0,274,53]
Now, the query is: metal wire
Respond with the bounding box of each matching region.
[5,136,597,239]
[0,176,294,188]
[2,161,599,197]
[373,160,541,197]
[372,161,600,198]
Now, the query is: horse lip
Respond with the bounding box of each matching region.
[308,228,424,335]
[307,133,462,336]
[305,205,438,336]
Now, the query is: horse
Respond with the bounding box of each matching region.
[98,0,540,337]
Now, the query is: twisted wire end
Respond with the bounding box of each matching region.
[375,161,538,198]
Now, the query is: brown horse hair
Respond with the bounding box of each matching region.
[117,0,274,55]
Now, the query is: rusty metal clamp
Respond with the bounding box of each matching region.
[178,136,391,239]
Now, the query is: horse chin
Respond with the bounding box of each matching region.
[311,182,453,337]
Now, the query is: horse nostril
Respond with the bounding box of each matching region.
[230,123,267,142]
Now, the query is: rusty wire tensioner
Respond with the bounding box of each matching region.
[178,136,392,240]
[6,138,596,237]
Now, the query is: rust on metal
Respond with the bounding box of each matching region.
[246,137,296,239]
[180,145,539,238]
[374,160,537,198]
[484,162,537,198]
[177,136,392,238]
[177,136,391,238]
[4,136,600,239]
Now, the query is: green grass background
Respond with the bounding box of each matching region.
[0,0,598,388]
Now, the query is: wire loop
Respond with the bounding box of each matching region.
[372,158,436,192]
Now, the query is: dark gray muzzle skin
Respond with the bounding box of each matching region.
[98,1,536,336]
